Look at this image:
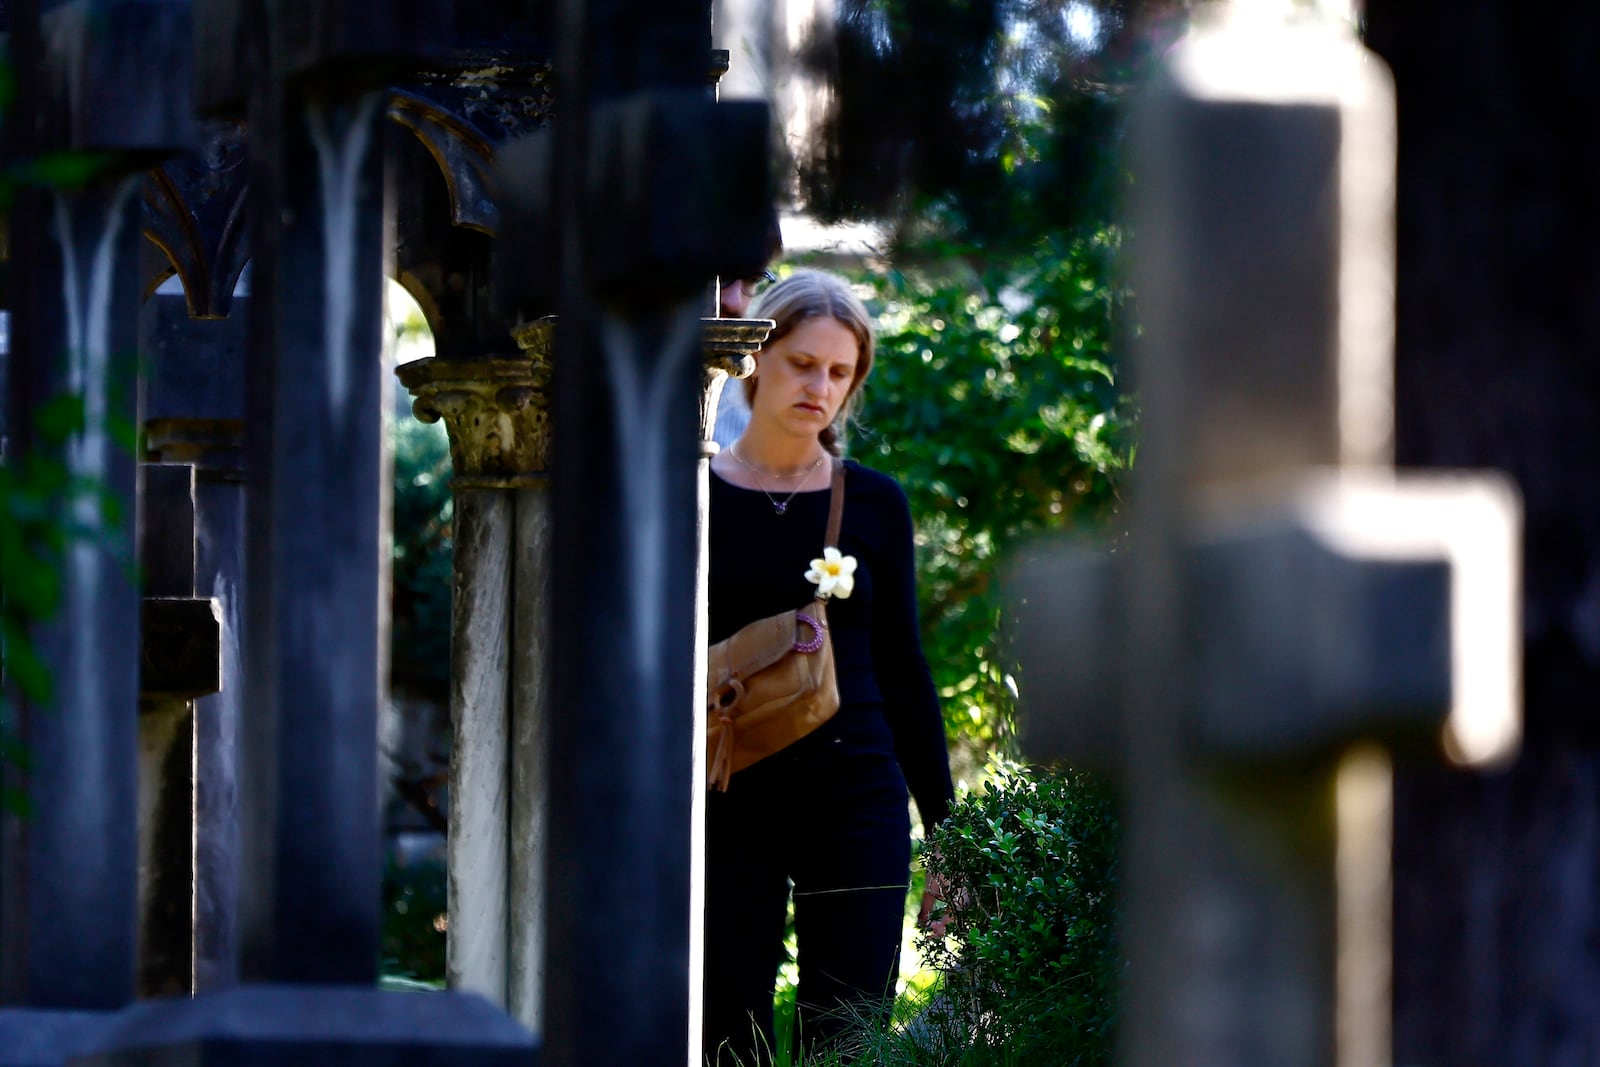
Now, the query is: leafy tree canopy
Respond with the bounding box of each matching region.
[780,2,1185,754]
[796,0,1186,254]
[836,229,1130,757]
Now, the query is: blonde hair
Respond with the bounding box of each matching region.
[745,270,876,456]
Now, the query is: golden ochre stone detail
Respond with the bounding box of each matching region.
[395,341,552,488]
[398,315,774,476]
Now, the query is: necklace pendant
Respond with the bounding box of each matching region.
[774,502,788,515]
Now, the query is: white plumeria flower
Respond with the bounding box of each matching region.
[805,546,858,600]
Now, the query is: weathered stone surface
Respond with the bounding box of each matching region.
[492,94,774,315]
[396,350,553,487]
[142,123,251,320]
[1,0,192,1020]
[509,489,554,1033]
[1018,545,1447,760]
[136,701,194,998]
[393,318,559,1026]
[194,0,452,115]
[229,86,393,988]
[0,1010,109,1067]
[698,317,770,453]
[3,181,144,1013]
[446,490,513,1008]
[71,985,536,1066]
[141,464,197,599]
[389,55,555,235]
[37,0,197,155]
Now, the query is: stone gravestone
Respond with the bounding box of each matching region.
[0,3,195,1062]
[1009,12,1520,1066]
[139,130,252,993]
[139,283,250,993]
[134,461,223,997]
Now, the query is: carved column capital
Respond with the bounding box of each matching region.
[700,317,772,456]
[395,332,554,489]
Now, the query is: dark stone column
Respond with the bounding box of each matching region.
[3,177,145,1014]
[493,0,774,1057]
[0,2,194,1042]
[81,2,535,1062]
[234,81,393,988]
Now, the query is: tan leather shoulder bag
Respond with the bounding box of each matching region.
[705,459,845,791]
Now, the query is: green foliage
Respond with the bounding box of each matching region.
[843,229,1132,751]
[380,420,452,988]
[380,857,448,986]
[906,762,1120,1065]
[740,764,1119,1066]
[390,418,453,699]
[801,0,1185,256]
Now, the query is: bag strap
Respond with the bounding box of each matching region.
[824,457,845,548]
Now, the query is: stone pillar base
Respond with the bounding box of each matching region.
[0,1009,111,1067]
[70,986,535,1066]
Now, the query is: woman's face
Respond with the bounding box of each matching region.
[750,315,861,439]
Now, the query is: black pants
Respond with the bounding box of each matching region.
[703,741,912,1066]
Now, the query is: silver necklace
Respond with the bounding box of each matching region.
[729,445,826,515]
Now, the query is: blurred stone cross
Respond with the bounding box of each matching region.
[1009,11,1521,1067]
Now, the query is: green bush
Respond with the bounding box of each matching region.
[908,762,1120,1065]
[769,763,1119,1066]
[841,234,1133,755]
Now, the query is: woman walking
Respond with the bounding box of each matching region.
[704,270,954,1064]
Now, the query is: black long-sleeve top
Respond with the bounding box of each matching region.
[709,460,955,829]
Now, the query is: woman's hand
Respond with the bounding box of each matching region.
[918,853,953,936]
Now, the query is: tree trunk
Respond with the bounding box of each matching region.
[1365,6,1600,1064]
